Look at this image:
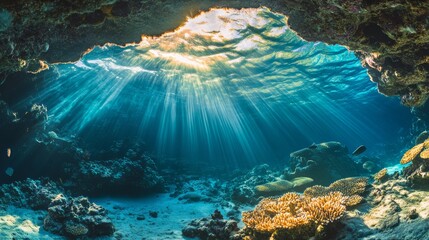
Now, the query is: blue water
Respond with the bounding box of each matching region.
[15,8,411,168]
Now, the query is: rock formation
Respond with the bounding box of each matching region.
[0,178,63,209]
[0,0,428,106]
[182,209,240,240]
[285,142,365,185]
[66,155,164,194]
[44,194,115,238]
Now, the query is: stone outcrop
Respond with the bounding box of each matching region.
[0,178,63,210]
[285,142,365,186]
[0,1,427,106]
[334,178,429,240]
[44,194,115,238]
[228,164,279,204]
[182,209,241,240]
[66,155,164,194]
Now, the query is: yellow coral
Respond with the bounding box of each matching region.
[373,168,388,182]
[344,195,363,207]
[65,222,88,236]
[302,185,328,198]
[304,192,346,225]
[420,149,429,159]
[303,177,367,208]
[425,139,429,148]
[242,192,347,238]
[304,177,368,199]
[243,178,369,239]
[328,177,367,196]
[400,143,424,164]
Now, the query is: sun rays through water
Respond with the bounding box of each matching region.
[16,8,410,169]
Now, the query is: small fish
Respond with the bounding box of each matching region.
[5,167,14,177]
[308,143,317,149]
[7,148,11,158]
[352,145,367,156]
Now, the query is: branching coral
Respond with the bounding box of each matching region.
[242,191,349,239]
[304,192,346,225]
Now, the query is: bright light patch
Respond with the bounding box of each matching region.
[14,7,406,168]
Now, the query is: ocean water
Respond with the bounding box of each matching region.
[0,7,422,240]
[12,8,411,169]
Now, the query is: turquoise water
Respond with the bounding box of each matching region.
[15,8,411,168]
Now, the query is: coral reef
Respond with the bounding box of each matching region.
[0,178,63,209]
[0,102,47,145]
[228,164,280,204]
[335,178,429,240]
[67,155,164,194]
[43,194,115,238]
[241,191,349,240]
[303,177,368,207]
[400,139,429,187]
[182,209,240,240]
[373,168,388,183]
[285,142,365,185]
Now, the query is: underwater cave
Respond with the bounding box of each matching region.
[0,1,429,240]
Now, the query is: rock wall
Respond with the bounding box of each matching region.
[0,0,428,106]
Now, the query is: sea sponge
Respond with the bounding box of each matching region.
[328,177,367,196]
[291,177,314,188]
[400,143,424,164]
[242,191,348,239]
[255,180,294,194]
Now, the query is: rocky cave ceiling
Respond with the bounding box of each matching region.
[0,0,428,106]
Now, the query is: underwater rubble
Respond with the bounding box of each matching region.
[228,164,280,205]
[0,178,115,239]
[44,194,115,238]
[66,155,164,195]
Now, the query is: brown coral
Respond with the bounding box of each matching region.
[374,168,388,182]
[242,191,348,239]
[400,143,424,164]
[304,177,368,198]
[344,195,364,207]
[420,149,429,159]
[301,185,328,198]
[303,177,368,207]
[329,177,367,196]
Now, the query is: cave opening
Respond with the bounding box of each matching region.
[1,8,411,176]
[1,6,426,240]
